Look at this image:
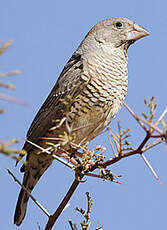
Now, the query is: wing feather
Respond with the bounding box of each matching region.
[23,51,87,152]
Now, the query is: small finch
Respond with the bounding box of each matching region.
[14,17,149,226]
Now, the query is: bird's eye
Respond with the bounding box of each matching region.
[115,22,123,29]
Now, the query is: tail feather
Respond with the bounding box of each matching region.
[14,153,53,226]
[14,188,29,226]
[14,169,37,226]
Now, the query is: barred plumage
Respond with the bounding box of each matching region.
[14,17,149,226]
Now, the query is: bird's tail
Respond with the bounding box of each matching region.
[14,185,29,226]
[14,155,53,226]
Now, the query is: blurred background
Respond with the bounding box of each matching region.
[1,0,167,229]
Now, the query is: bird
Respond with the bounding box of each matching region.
[14,17,149,226]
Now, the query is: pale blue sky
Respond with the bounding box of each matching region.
[1,0,167,229]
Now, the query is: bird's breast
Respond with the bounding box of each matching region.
[67,52,128,145]
[83,50,128,109]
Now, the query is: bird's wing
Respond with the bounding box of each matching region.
[23,52,88,153]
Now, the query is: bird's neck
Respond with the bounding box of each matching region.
[82,44,128,82]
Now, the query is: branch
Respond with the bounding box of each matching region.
[7,169,50,217]
[0,139,26,160]
[0,40,12,55]
[10,97,167,229]
[123,101,148,132]
[68,220,78,230]
[0,82,16,90]
[123,101,164,135]
[25,139,74,170]
[89,131,161,182]
[0,69,21,77]
[45,176,83,230]
[76,192,92,230]
[0,93,27,105]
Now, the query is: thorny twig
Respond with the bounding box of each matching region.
[9,97,167,229]
[43,98,167,229]
[76,192,92,230]
[68,192,93,230]
[25,139,121,182]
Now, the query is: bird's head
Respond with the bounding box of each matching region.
[81,17,149,56]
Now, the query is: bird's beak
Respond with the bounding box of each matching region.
[127,23,149,41]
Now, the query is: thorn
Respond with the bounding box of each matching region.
[37,222,42,230]
[49,117,67,131]
[62,203,70,213]
[141,154,161,184]
[155,107,167,126]
[107,135,117,157]
[122,101,147,132]
[112,180,122,184]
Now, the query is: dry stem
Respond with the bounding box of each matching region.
[7,169,50,217]
[45,177,83,230]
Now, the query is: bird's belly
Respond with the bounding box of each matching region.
[66,80,127,145]
[70,106,105,145]
[68,96,121,146]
